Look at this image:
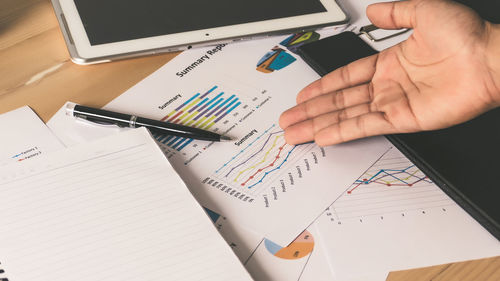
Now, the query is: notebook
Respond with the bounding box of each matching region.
[0,128,252,281]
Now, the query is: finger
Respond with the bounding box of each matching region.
[283,103,373,145]
[296,54,378,104]
[367,0,418,30]
[314,112,399,146]
[279,83,373,129]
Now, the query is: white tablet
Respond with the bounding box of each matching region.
[51,0,348,65]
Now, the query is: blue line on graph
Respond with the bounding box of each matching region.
[247,146,296,189]
[215,124,276,174]
[354,165,431,185]
[224,130,283,177]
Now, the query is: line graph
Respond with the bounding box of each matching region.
[347,164,431,194]
[229,131,289,187]
[211,124,315,196]
[234,138,286,184]
[328,147,454,220]
[222,130,294,189]
[227,135,285,180]
[243,146,296,189]
[217,124,278,175]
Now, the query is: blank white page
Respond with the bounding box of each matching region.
[0,128,252,281]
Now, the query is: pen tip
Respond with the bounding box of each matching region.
[220,135,233,142]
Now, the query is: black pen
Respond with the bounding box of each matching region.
[66,103,232,142]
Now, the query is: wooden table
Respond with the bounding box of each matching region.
[1,0,499,280]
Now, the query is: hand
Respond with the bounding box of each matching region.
[279,0,500,146]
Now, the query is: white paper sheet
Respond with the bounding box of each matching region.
[0,128,252,281]
[315,146,500,281]
[203,207,335,281]
[0,106,64,165]
[48,31,388,245]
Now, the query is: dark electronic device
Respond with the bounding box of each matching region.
[296,23,500,240]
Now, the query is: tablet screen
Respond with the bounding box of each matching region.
[74,0,327,46]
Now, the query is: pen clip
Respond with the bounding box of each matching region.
[74,116,121,128]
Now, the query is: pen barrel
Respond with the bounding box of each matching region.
[72,105,222,141]
[73,105,132,127]
[135,117,221,141]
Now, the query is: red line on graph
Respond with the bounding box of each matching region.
[347,181,364,194]
[347,178,424,194]
[240,145,285,186]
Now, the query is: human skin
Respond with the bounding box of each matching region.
[279,0,500,146]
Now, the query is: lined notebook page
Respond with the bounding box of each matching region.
[0,128,252,281]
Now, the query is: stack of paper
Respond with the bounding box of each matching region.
[4,19,499,281]
[0,108,252,281]
[45,26,500,281]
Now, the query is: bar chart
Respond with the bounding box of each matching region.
[154,85,242,151]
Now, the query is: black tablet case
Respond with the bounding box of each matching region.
[296,1,500,240]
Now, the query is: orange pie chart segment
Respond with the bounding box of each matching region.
[264,230,314,260]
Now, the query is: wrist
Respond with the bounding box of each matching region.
[485,22,500,107]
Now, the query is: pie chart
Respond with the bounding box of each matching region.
[264,230,314,259]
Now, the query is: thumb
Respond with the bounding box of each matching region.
[366,0,419,29]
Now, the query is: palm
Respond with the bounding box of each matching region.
[279,0,498,146]
[370,0,492,132]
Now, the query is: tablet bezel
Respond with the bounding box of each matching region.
[51,0,348,65]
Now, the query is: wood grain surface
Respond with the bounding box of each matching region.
[0,0,498,279]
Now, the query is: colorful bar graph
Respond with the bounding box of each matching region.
[155,85,241,151]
